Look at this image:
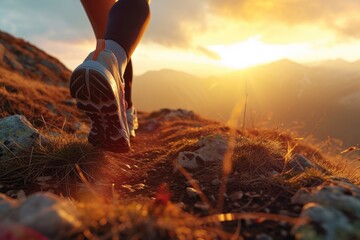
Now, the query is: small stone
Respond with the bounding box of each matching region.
[0,194,17,220]
[245,192,261,198]
[8,193,81,238]
[177,151,203,169]
[194,202,210,211]
[15,190,26,200]
[146,119,160,132]
[256,233,273,240]
[37,176,52,182]
[176,135,229,170]
[230,191,244,201]
[280,230,288,237]
[0,115,49,160]
[232,202,241,208]
[211,179,220,186]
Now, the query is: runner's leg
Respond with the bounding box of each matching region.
[105,0,150,59]
[80,0,115,39]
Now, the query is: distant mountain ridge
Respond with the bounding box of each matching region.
[134,59,360,148]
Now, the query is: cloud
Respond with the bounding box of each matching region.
[206,0,360,39]
[0,0,92,42]
[143,0,207,47]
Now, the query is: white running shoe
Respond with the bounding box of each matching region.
[69,40,130,152]
[126,106,139,137]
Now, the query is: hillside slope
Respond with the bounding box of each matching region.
[0,30,71,86]
[0,30,87,134]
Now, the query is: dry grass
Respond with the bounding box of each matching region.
[0,67,86,133]
[73,200,234,240]
[1,109,360,239]
[1,133,97,184]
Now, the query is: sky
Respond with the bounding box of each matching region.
[1,0,360,77]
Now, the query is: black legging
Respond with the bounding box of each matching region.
[105,0,150,109]
[105,0,150,59]
[124,59,133,108]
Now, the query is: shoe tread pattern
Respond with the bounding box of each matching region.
[70,68,130,152]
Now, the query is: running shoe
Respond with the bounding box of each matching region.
[69,40,130,152]
[126,106,139,137]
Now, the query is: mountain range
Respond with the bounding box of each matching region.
[133,59,360,148]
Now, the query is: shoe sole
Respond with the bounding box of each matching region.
[69,61,130,152]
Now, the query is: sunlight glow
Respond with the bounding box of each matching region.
[209,36,310,69]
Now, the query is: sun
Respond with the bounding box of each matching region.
[209,36,308,69]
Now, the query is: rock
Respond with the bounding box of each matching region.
[211,178,221,186]
[194,202,210,212]
[292,182,360,240]
[152,108,196,120]
[6,190,26,199]
[287,153,328,174]
[256,233,273,240]
[177,151,204,169]
[292,184,360,218]
[145,119,160,132]
[15,190,26,200]
[0,194,18,220]
[295,203,354,240]
[176,135,228,169]
[5,192,81,239]
[0,115,48,160]
[230,191,244,201]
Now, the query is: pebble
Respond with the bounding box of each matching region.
[16,190,26,200]
[280,230,288,237]
[194,202,210,211]
[232,202,241,208]
[36,176,52,182]
[211,179,220,186]
[245,192,261,198]
[230,191,244,201]
[256,233,273,240]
